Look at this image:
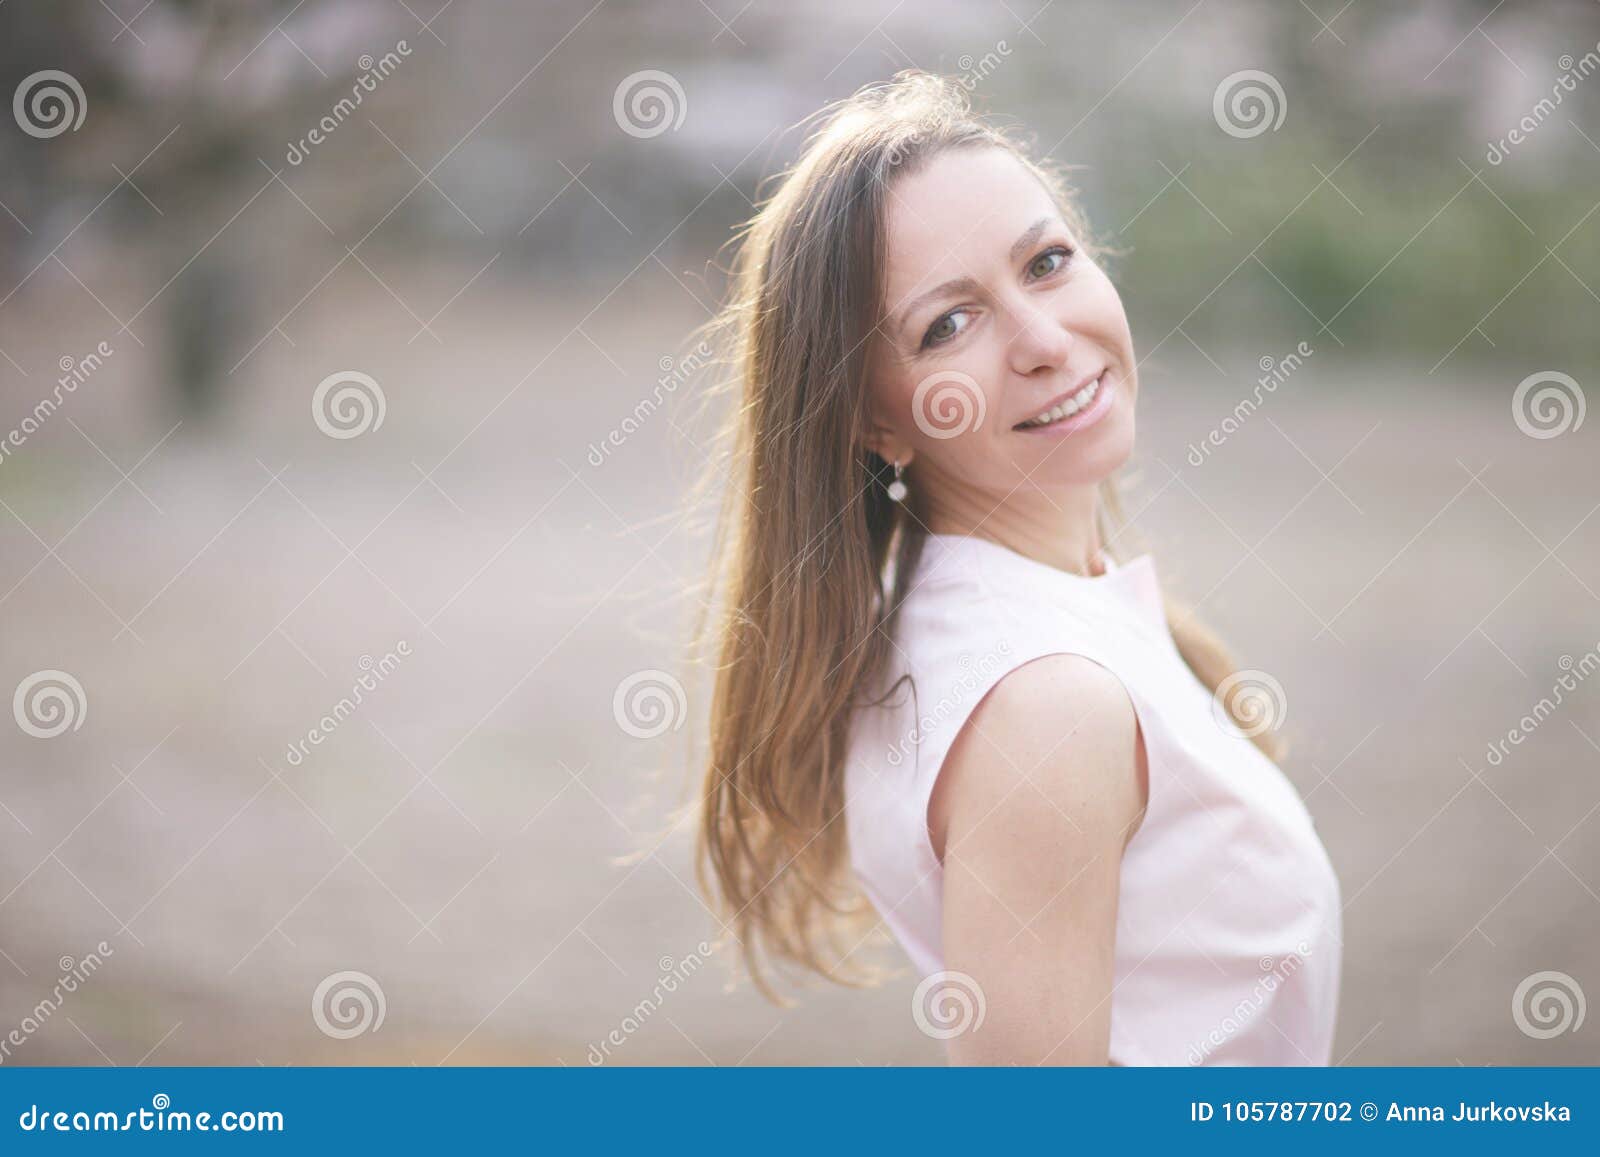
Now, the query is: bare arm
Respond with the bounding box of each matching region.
[928,654,1147,1065]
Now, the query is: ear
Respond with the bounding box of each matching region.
[862,418,915,469]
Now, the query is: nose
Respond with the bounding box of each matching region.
[1005,300,1074,377]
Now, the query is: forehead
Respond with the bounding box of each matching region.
[881,146,1060,292]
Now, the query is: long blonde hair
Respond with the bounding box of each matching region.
[690,71,1276,1001]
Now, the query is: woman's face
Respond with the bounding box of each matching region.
[865,146,1138,507]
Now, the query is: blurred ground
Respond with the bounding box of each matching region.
[1,264,1596,1065]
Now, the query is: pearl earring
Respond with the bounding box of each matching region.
[886,459,908,503]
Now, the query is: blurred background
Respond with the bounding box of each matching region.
[1,0,1597,1065]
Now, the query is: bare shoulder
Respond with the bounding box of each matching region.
[928,653,1147,863]
[931,653,1150,1063]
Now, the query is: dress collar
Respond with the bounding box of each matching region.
[919,532,1166,629]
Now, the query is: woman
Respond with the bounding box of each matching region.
[692,72,1342,1065]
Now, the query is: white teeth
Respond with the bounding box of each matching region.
[1020,375,1102,427]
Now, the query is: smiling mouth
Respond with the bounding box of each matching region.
[1014,371,1108,430]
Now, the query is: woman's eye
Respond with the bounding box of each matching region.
[922,308,970,349]
[1026,246,1073,281]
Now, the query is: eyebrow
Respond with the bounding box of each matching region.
[1009,216,1055,264]
[892,216,1063,342]
[893,276,980,341]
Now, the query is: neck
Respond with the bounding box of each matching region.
[919,477,1105,577]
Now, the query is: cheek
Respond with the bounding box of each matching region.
[864,354,915,439]
[897,358,1006,447]
[1087,270,1134,345]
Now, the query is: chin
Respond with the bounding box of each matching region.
[1025,414,1135,488]
[1089,401,1137,474]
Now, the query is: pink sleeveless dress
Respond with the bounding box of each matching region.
[844,533,1343,1065]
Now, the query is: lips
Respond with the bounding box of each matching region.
[1014,369,1110,431]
